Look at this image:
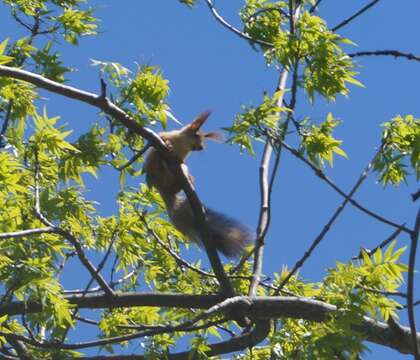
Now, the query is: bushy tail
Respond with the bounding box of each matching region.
[162,193,253,258]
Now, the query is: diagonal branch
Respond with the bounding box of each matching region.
[139,213,214,278]
[204,0,273,47]
[309,0,324,13]
[352,226,405,261]
[276,143,385,292]
[281,141,411,234]
[332,0,381,32]
[116,143,151,171]
[33,150,116,299]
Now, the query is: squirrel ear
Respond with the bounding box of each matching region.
[204,131,224,142]
[188,110,212,132]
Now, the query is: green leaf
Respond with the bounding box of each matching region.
[301,113,347,168]
[0,38,14,65]
[373,115,420,186]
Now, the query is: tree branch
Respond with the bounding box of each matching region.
[349,50,420,62]
[0,101,13,148]
[248,69,289,297]
[0,227,55,240]
[34,144,116,299]
[407,206,420,358]
[116,143,151,171]
[276,143,385,292]
[309,0,324,13]
[249,3,302,297]
[281,141,411,234]
[0,65,236,308]
[1,293,419,355]
[352,226,405,261]
[332,0,381,32]
[139,212,214,278]
[80,321,270,360]
[204,0,273,47]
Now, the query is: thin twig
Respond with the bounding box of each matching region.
[85,230,118,293]
[352,226,405,261]
[407,206,420,359]
[349,50,420,62]
[0,101,13,148]
[59,229,120,344]
[357,286,407,299]
[75,314,228,332]
[204,0,273,47]
[412,189,420,202]
[116,143,151,171]
[11,12,31,31]
[276,144,385,292]
[332,0,381,32]
[140,214,214,278]
[109,253,119,289]
[309,0,324,13]
[33,151,115,299]
[245,6,289,24]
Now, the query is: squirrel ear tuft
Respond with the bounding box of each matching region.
[204,132,224,142]
[188,110,212,132]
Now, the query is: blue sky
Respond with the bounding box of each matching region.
[2,0,420,358]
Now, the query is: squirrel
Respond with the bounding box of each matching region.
[144,110,253,257]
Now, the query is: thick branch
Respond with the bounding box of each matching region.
[0,65,234,305]
[76,321,270,359]
[1,293,419,355]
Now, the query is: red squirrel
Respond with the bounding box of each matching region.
[144,111,253,257]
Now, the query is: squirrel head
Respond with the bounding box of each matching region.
[161,110,223,161]
[182,110,223,150]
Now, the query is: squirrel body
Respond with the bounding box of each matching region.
[144,111,253,257]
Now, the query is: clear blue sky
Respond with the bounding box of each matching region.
[1,1,419,358]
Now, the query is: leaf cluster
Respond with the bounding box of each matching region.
[240,1,362,102]
[260,241,406,359]
[373,115,420,186]
[300,112,347,168]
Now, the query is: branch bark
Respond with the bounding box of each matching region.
[1,293,419,355]
[407,206,420,358]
